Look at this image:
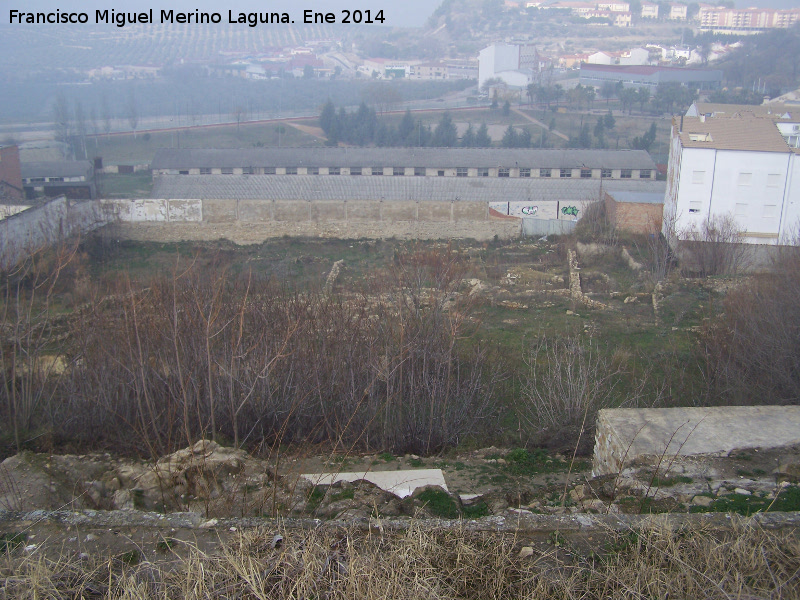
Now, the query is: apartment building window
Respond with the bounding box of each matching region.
[601,168,612,178]
[308,167,319,175]
[540,168,551,178]
[264,167,276,175]
[767,174,781,187]
[285,167,297,175]
[200,168,211,174]
[738,172,752,186]
[519,168,531,177]
[639,169,651,179]
[498,168,510,178]
[178,171,189,175]
[692,170,705,184]
[620,169,632,179]
[689,201,702,213]
[350,167,362,175]
[456,167,468,177]
[560,168,572,178]
[221,167,234,174]
[414,167,425,176]
[438,170,445,176]
[243,167,255,174]
[580,168,592,178]
[329,167,341,175]
[393,167,405,176]
[477,168,489,177]
[371,167,385,175]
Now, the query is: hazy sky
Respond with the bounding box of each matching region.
[4,0,437,28]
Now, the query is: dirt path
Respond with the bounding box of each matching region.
[286,122,327,141]
[512,108,570,141]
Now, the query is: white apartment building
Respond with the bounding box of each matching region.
[664,116,800,245]
[478,43,542,89]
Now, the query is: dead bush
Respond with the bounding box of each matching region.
[680,214,750,277]
[520,334,648,452]
[700,239,800,404]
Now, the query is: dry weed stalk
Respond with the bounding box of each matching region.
[1,519,799,599]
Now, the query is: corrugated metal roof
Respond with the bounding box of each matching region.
[151,148,657,170]
[678,117,790,153]
[606,190,664,204]
[21,161,93,178]
[151,174,665,202]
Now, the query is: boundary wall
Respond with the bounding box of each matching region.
[1,197,113,268]
[104,198,521,243]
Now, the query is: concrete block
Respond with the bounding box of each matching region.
[168,200,202,222]
[382,202,416,222]
[417,203,451,222]
[346,201,382,221]
[238,200,273,222]
[202,199,237,223]
[274,200,316,222]
[300,469,447,498]
[593,406,800,476]
[452,202,486,221]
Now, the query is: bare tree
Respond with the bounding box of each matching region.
[127,90,139,138]
[53,92,73,159]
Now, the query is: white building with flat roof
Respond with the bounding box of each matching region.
[478,43,542,89]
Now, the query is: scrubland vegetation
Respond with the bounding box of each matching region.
[2,219,799,463]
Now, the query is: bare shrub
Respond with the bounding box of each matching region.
[680,213,750,277]
[520,334,648,451]
[0,241,79,452]
[700,237,800,404]
[5,245,500,458]
[574,199,619,247]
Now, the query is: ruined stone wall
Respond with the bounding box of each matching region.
[104,198,520,243]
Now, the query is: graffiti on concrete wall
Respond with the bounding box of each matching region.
[521,205,538,216]
[561,205,579,217]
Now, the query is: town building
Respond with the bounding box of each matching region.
[640,1,658,19]
[21,161,96,200]
[663,116,800,245]
[698,6,800,33]
[478,43,543,89]
[685,102,799,148]
[668,3,688,20]
[579,63,722,90]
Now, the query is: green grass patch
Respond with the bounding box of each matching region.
[461,501,490,519]
[691,486,800,516]
[415,489,460,519]
[503,448,582,476]
[378,452,395,462]
[0,532,27,554]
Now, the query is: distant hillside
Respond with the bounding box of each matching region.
[713,26,800,96]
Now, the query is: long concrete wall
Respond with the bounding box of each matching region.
[1,197,114,269]
[104,198,521,243]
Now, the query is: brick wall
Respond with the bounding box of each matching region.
[0,146,24,201]
[605,193,662,234]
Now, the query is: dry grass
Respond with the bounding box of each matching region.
[2,519,798,599]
